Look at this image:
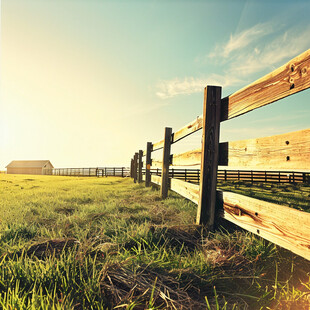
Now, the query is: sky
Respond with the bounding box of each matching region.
[0,0,309,169]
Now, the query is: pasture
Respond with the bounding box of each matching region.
[0,174,309,309]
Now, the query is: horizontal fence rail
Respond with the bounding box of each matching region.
[130,49,310,260]
[141,168,309,184]
[44,167,130,177]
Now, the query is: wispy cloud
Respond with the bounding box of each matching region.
[209,23,273,58]
[156,22,310,99]
[156,74,243,99]
[229,26,310,77]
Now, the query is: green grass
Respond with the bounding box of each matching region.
[217,180,310,212]
[0,174,309,309]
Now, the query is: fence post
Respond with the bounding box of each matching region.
[196,86,221,228]
[161,127,172,199]
[130,159,133,178]
[145,142,152,187]
[138,150,143,183]
[133,153,138,183]
[121,167,124,178]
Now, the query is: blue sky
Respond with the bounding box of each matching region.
[0,0,309,169]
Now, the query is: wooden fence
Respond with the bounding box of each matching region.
[44,167,130,177]
[144,168,309,184]
[130,49,310,260]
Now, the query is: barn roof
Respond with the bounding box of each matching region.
[6,160,54,168]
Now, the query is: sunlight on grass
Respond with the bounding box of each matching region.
[0,174,309,309]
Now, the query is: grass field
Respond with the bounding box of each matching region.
[0,174,310,309]
[217,180,310,213]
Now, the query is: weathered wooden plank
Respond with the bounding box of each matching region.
[170,178,199,204]
[153,139,165,152]
[151,174,161,185]
[145,142,152,187]
[161,127,173,199]
[172,116,203,144]
[196,86,222,228]
[217,190,310,260]
[149,116,203,153]
[172,149,201,166]
[222,128,310,170]
[171,143,227,167]
[146,117,203,156]
[221,49,310,121]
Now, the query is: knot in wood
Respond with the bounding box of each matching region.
[301,67,307,77]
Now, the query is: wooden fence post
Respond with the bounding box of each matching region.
[196,86,221,228]
[138,150,143,183]
[133,153,138,183]
[145,142,152,187]
[161,127,172,199]
[130,159,133,178]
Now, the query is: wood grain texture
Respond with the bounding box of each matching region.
[223,128,310,170]
[153,139,165,152]
[145,142,152,187]
[196,86,222,228]
[171,144,228,167]
[222,49,310,121]
[144,49,310,156]
[161,127,173,199]
[150,117,203,152]
[172,116,203,144]
[217,190,310,260]
[172,149,201,166]
[170,178,199,204]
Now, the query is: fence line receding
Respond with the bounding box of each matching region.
[130,49,310,261]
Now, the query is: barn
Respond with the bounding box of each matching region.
[6,160,54,175]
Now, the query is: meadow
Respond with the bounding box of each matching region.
[217,180,310,212]
[0,174,309,309]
